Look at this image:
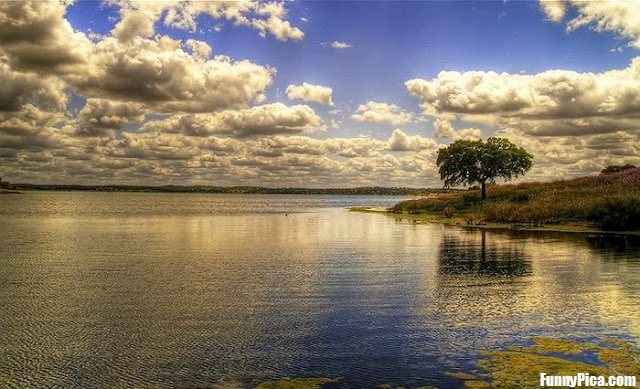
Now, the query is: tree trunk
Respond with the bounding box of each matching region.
[481,180,486,200]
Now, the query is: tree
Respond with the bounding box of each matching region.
[601,164,636,174]
[436,137,533,200]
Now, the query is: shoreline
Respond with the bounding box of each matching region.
[350,207,640,237]
[1,184,453,196]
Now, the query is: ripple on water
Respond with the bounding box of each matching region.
[0,193,639,388]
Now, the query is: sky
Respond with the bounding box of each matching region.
[1,0,640,187]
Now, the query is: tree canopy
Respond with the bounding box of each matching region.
[436,137,533,199]
[601,164,636,174]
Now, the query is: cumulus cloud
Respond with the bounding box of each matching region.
[110,0,304,42]
[495,126,640,181]
[406,57,640,136]
[286,82,334,106]
[142,103,324,138]
[433,119,484,140]
[539,0,640,48]
[0,104,65,151]
[185,39,212,59]
[252,135,388,159]
[0,59,67,112]
[0,1,456,187]
[388,129,438,152]
[0,1,92,74]
[72,99,146,137]
[2,0,637,186]
[112,11,154,42]
[0,2,275,115]
[539,0,566,22]
[76,35,274,112]
[351,102,415,125]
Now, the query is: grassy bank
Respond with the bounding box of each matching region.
[366,168,640,233]
[0,188,21,194]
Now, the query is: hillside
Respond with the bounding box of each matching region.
[390,167,640,231]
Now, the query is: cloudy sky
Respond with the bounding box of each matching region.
[1,0,639,187]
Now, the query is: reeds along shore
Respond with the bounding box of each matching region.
[391,168,640,231]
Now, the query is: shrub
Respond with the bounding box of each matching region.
[589,197,640,230]
[601,164,636,174]
[442,206,454,218]
[510,191,530,203]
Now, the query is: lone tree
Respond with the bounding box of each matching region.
[436,137,533,200]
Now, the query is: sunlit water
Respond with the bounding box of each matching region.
[1,192,639,388]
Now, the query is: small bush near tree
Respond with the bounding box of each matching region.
[589,197,640,230]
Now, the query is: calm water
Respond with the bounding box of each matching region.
[1,192,639,389]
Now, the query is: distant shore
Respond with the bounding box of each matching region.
[6,183,457,196]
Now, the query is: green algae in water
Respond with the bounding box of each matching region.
[253,377,338,389]
[445,372,477,380]
[463,381,491,388]
[252,338,639,389]
[508,337,601,355]
[464,337,640,389]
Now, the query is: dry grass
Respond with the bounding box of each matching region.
[391,168,640,230]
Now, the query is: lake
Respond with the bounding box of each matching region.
[1,192,639,388]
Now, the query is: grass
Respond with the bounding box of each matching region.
[0,188,21,194]
[385,168,640,233]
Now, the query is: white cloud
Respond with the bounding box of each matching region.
[2,0,638,186]
[351,102,414,125]
[331,41,351,49]
[322,41,352,49]
[110,0,304,42]
[406,57,640,136]
[72,99,146,137]
[433,119,483,140]
[0,1,92,74]
[286,82,334,106]
[0,59,67,112]
[539,0,566,22]
[142,103,324,138]
[388,129,438,151]
[185,39,212,59]
[540,0,640,48]
[112,11,154,42]
[76,35,274,113]
[0,104,65,151]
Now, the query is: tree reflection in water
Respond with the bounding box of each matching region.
[437,230,533,278]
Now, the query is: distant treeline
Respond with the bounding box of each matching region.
[11,183,454,196]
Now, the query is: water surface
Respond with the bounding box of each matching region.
[1,192,639,388]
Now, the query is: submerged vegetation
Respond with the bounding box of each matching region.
[390,168,640,231]
[253,377,338,389]
[252,338,639,389]
[466,337,640,389]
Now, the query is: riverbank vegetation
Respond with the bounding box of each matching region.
[390,167,640,231]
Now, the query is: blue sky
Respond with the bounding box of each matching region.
[1,1,640,186]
